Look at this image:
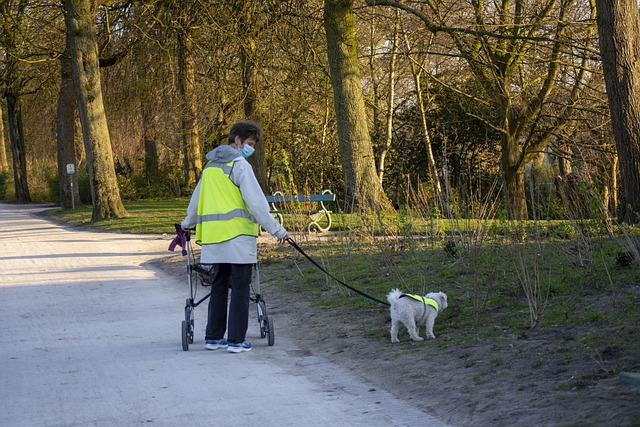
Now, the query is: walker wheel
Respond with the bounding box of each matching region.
[266,315,275,346]
[181,320,189,351]
[258,300,268,338]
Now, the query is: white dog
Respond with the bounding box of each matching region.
[387,288,448,343]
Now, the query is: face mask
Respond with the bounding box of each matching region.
[240,144,255,158]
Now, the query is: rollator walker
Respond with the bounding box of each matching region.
[170,225,274,351]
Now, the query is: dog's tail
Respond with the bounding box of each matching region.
[386,288,403,307]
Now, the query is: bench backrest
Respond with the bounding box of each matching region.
[265,192,336,203]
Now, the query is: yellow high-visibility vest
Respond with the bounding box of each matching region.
[195,160,259,245]
[402,294,439,311]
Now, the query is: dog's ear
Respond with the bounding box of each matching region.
[440,293,448,309]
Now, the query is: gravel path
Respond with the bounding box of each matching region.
[0,202,448,427]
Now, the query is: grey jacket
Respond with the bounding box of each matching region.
[181,145,286,264]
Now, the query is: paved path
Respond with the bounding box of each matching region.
[0,203,449,427]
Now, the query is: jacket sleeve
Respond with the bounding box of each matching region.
[181,180,201,230]
[231,159,287,239]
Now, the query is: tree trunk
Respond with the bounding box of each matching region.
[413,69,445,214]
[132,25,159,187]
[377,11,399,186]
[610,154,618,216]
[56,43,81,210]
[64,0,126,222]
[501,135,528,220]
[6,92,30,203]
[141,101,159,184]
[241,38,268,190]
[324,0,394,213]
[177,27,202,190]
[400,29,445,214]
[0,101,7,173]
[596,0,640,224]
[232,0,267,190]
[557,142,573,177]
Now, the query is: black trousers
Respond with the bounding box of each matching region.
[205,263,253,344]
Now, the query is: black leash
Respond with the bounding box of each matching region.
[286,237,390,307]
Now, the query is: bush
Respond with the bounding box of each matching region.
[77,172,92,204]
[127,163,185,200]
[47,173,61,204]
[116,175,138,201]
[0,170,10,200]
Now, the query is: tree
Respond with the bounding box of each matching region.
[235,0,266,189]
[64,0,126,221]
[246,0,341,194]
[398,20,445,213]
[596,0,640,224]
[0,101,7,173]
[198,0,289,191]
[0,1,31,203]
[174,1,202,189]
[165,0,275,191]
[93,1,167,196]
[367,0,598,220]
[130,6,161,186]
[324,0,394,213]
[363,8,401,187]
[56,42,81,210]
[140,65,159,184]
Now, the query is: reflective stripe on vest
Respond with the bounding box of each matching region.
[402,294,439,311]
[195,160,259,244]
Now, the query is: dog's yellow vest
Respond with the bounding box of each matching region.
[402,294,439,311]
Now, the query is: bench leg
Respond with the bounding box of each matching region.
[308,211,332,233]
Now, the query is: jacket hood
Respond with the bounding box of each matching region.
[206,144,242,163]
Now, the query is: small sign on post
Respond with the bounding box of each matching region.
[66,163,76,209]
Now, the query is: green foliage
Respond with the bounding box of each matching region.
[135,163,184,199]
[616,251,635,267]
[46,173,61,204]
[114,162,185,201]
[116,175,138,201]
[0,170,10,200]
[26,159,58,203]
[51,170,91,205]
[443,240,458,258]
[386,73,502,212]
[587,310,604,323]
[77,172,92,204]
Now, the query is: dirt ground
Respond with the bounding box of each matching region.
[154,237,640,427]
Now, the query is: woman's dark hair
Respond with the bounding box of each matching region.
[228,120,263,145]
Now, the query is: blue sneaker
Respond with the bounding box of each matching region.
[227,341,252,353]
[205,338,228,350]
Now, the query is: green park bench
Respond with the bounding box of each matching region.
[265,190,336,232]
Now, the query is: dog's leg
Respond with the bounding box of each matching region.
[425,316,436,339]
[390,319,401,343]
[405,320,424,342]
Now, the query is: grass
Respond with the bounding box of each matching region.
[40,197,620,242]
[40,198,190,234]
[41,199,640,351]
[313,238,633,327]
